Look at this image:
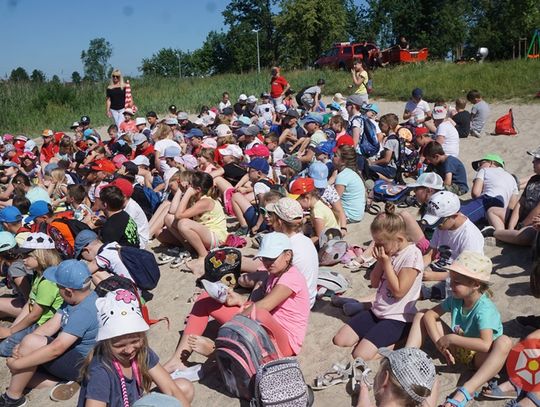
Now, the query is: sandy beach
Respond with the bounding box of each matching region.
[1,100,540,406]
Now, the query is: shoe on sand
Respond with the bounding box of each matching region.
[170,364,202,382]
[50,381,80,401]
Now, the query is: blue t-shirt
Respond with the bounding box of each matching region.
[77,348,159,407]
[335,167,365,221]
[441,293,502,340]
[437,156,468,192]
[59,291,99,356]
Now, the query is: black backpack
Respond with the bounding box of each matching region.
[52,217,91,238]
[117,246,161,290]
[198,247,241,288]
[295,86,311,106]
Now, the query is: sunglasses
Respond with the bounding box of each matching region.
[112,75,120,78]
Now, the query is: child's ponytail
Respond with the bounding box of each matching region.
[370,203,406,237]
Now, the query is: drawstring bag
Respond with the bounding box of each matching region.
[493,109,517,136]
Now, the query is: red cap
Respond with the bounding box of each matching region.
[105,178,134,198]
[290,177,315,197]
[245,144,270,158]
[415,126,429,137]
[333,135,355,152]
[90,159,116,173]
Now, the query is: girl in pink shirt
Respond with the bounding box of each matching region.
[333,204,424,361]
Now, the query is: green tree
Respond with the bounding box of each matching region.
[30,69,46,83]
[71,71,82,84]
[191,31,232,75]
[51,75,61,83]
[9,67,29,82]
[81,37,113,81]
[140,48,185,77]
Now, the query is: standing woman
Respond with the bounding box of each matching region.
[106,69,126,128]
[351,59,369,104]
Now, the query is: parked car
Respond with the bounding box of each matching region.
[314,42,379,70]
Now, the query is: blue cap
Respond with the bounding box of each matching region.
[83,129,94,138]
[26,200,51,223]
[74,229,98,259]
[308,161,329,188]
[315,140,335,156]
[44,259,91,289]
[44,162,59,175]
[248,158,270,173]
[0,161,18,168]
[303,113,323,126]
[327,102,341,111]
[365,103,379,114]
[0,231,16,252]
[0,206,22,223]
[185,128,204,139]
[162,145,182,158]
[255,232,292,259]
[412,88,423,98]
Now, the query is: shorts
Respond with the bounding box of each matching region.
[461,195,504,225]
[0,323,38,357]
[209,232,222,250]
[243,206,268,231]
[369,164,397,179]
[347,310,411,348]
[133,392,184,407]
[40,337,86,381]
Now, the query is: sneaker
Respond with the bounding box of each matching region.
[516,315,540,329]
[201,280,228,303]
[481,226,495,238]
[470,130,481,138]
[169,251,192,269]
[0,393,27,407]
[50,381,80,401]
[170,364,203,382]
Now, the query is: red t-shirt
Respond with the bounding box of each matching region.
[40,142,59,163]
[136,144,155,158]
[270,76,289,98]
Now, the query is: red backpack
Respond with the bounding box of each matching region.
[494,109,517,135]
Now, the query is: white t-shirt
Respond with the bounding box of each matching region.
[404,100,431,125]
[256,103,275,122]
[474,167,518,207]
[125,198,150,249]
[219,100,231,112]
[253,179,271,197]
[290,232,319,309]
[436,120,460,157]
[430,218,484,262]
[96,242,133,283]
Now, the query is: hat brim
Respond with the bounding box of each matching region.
[313,178,327,188]
[288,193,300,200]
[421,213,442,227]
[255,246,287,260]
[14,247,34,255]
[444,262,491,283]
[43,266,60,285]
[96,318,149,342]
[471,159,482,171]
[407,182,443,190]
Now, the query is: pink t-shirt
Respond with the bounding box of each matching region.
[371,244,424,323]
[265,266,310,354]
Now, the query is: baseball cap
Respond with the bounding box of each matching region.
[275,156,302,173]
[365,103,380,114]
[219,144,243,159]
[266,197,304,222]
[407,172,444,190]
[0,161,18,169]
[24,139,37,152]
[132,133,147,147]
[255,232,292,259]
[0,232,16,252]
[42,129,53,137]
[333,135,355,152]
[247,95,258,104]
[303,114,323,126]
[90,159,116,173]
[471,153,505,171]
[240,125,259,137]
[421,191,461,226]
[290,177,315,198]
[308,161,329,188]
[174,154,198,170]
[346,94,365,107]
[248,158,270,173]
[528,147,540,159]
[185,128,204,139]
[18,232,56,253]
[135,117,146,126]
[201,138,218,149]
[177,112,189,121]
[112,154,129,169]
[26,200,51,223]
[285,109,300,119]
[222,107,234,116]
[260,92,270,99]
[333,93,346,104]
[378,347,435,403]
[96,289,149,342]
[44,259,91,289]
[327,101,341,111]
[123,108,134,116]
[70,121,80,129]
[412,88,423,98]
[245,144,270,158]
[105,178,134,198]
[215,124,232,138]
[276,104,287,114]
[164,117,178,126]
[161,145,182,159]
[80,115,90,125]
[432,105,447,120]
[146,111,157,118]
[44,162,59,175]
[0,206,22,223]
[315,140,335,156]
[74,229,98,259]
[445,251,493,282]
[238,94,248,102]
[131,155,150,167]
[83,129,95,139]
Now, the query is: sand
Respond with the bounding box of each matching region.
[1,100,540,406]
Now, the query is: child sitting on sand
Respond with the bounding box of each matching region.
[406,251,512,407]
[467,90,490,138]
[424,141,469,196]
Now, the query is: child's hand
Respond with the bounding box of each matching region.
[225,289,245,308]
[373,245,389,263]
[0,326,11,339]
[436,334,456,364]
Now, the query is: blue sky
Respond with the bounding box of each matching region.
[1,0,363,80]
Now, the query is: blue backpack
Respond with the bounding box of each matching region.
[352,115,379,158]
[118,246,161,290]
[142,186,162,212]
[372,180,410,203]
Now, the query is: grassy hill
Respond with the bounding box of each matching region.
[1,60,538,135]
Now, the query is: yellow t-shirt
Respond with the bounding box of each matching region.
[312,200,339,229]
[354,71,369,95]
[198,196,228,243]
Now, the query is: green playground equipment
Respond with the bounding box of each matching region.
[527,29,540,59]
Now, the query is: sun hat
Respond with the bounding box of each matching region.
[247,95,258,104]
[421,191,461,226]
[255,232,292,259]
[44,259,91,289]
[163,167,179,190]
[527,147,540,159]
[131,155,150,167]
[215,124,232,138]
[18,232,55,253]
[333,93,346,104]
[407,172,444,190]
[26,200,51,223]
[378,347,435,403]
[123,108,134,116]
[177,112,189,121]
[219,144,243,159]
[0,232,16,252]
[131,133,147,147]
[248,158,270,173]
[201,138,218,149]
[308,161,329,188]
[185,128,204,139]
[135,118,146,126]
[105,178,134,198]
[42,129,53,137]
[412,88,423,98]
[471,153,505,171]
[174,154,198,170]
[95,289,149,342]
[289,177,315,199]
[266,197,304,222]
[238,94,248,102]
[24,139,37,152]
[276,104,287,114]
[245,144,270,158]
[0,206,22,223]
[70,121,80,129]
[74,229,98,259]
[346,94,365,107]
[275,156,302,173]
[444,251,493,283]
[432,105,447,120]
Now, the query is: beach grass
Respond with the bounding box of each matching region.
[1,59,538,135]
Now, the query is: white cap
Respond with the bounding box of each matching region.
[177,112,189,121]
[219,144,243,159]
[432,105,447,120]
[164,117,178,125]
[247,95,258,104]
[24,139,37,152]
[215,124,232,138]
[276,104,287,113]
[131,155,150,167]
[421,191,461,226]
[201,137,217,149]
[407,172,444,190]
[164,167,179,190]
[135,117,146,126]
[20,232,56,250]
[123,108,134,116]
[238,94,248,101]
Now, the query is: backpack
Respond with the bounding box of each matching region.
[199,247,242,288]
[51,217,91,249]
[493,109,518,135]
[215,309,282,400]
[317,268,351,297]
[372,180,410,203]
[252,357,314,407]
[117,246,161,290]
[355,116,379,158]
[142,186,162,212]
[387,134,420,182]
[295,86,311,106]
[318,228,348,266]
[365,78,374,94]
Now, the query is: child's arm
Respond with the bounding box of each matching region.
[423,269,449,281]
[371,149,392,166]
[443,328,494,354]
[209,167,225,179]
[311,216,325,242]
[0,302,43,339]
[234,173,251,189]
[175,188,213,220]
[150,363,192,407]
[331,200,347,231]
[246,284,293,314]
[471,177,484,199]
[251,212,265,235]
[369,261,384,288]
[373,246,419,299]
[444,171,453,186]
[423,306,455,364]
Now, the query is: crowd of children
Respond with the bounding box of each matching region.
[0,65,537,407]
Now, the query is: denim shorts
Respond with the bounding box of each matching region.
[0,323,38,357]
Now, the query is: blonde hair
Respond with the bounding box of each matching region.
[80,332,152,393]
[153,124,173,141]
[370,203,406,239]
[50,168,67,198]
[108,69,125,89]
[28,248,61,273]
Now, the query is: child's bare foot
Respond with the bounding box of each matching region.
[163,357,189,373]
[184,258,205,278]
[187,335,215,357]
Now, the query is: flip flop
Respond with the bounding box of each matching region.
[312,361,352,390]
[482,380,519,400]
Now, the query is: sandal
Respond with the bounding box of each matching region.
[443,386,474,407]
[312,361,352,390]
[366,202,382,215]
[170,252,192,269]
[507,392,540,407]
[482,380,519,400]
[350,358,371,393]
